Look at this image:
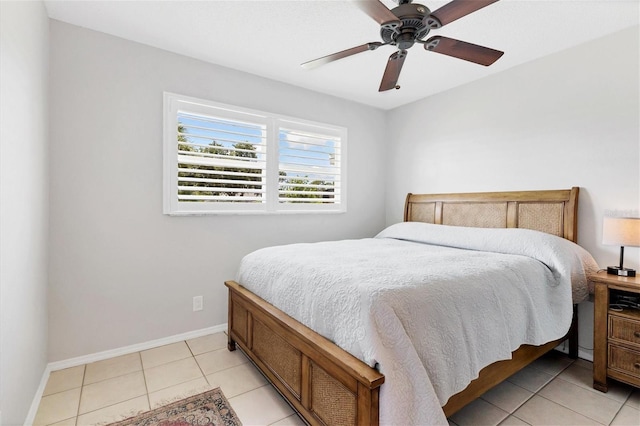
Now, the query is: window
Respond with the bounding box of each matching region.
[163,93,346,215]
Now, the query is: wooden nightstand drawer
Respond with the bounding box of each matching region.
[592,272,640,392]
[608,344,640,379]
[609,315,640,349]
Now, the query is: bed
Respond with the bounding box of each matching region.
[225,187,596,425]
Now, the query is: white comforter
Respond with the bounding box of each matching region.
[236,222,598,425]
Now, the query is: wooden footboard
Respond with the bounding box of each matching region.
[226,280,384,426]
[227,280,577,425]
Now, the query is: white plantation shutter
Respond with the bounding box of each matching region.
[278,124,342,205]
[164,93,346,215]
[177,112,266,203]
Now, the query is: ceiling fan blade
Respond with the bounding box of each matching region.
[379,50,407,92]
[430,0,499,27]
[424,36,503,66]
[301,42,383,69]
[353,0,402,30]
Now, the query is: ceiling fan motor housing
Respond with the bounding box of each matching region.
[381,3,441,49]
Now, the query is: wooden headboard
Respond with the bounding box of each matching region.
[404,187,579,243]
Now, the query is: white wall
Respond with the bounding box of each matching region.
[385,26,640,360]
[0,1,50,423]
[48,21,387,361]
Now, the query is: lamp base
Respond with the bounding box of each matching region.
[607,266,636,277]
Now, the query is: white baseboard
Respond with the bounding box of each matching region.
[24,324,227,426]
[24,362,53,426]
[578,349,594,362]
[47,323,227,371]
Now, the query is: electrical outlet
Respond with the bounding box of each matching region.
[193,295,203,312]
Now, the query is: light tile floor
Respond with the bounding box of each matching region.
[34,332,640,426]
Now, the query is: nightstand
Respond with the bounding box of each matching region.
[592,270,640,392]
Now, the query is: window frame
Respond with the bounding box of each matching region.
[163,92,347,215]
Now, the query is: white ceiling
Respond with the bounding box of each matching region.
[43,0,639,110]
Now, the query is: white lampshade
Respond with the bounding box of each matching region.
[602,217,640,247]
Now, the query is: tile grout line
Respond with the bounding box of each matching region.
[553,373,633,406]
[74,364,87,426]
[76,353,144,388]
[606,403,628,426]
[608,390,640,425]
[524,356,635,412]
[187,339,215,389]
[74,395,146,424]
[534,391,612,425]
[189,337,260,389]
[184,339,208,381]
[480,387,535,419]
[481,358,577,426]
[143,340,229,406]
[77,354,150,422]
[222,349,301,423]
[533,362,618,425]
[139,351,152,414]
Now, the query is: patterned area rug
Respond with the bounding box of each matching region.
[107,388,242,426]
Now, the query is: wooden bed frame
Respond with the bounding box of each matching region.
[226,187,580,425]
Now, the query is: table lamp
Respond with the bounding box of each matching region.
[602,216,640,277]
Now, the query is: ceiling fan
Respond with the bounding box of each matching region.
[301,0,504,92]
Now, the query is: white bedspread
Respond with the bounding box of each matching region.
[236,222,598,425]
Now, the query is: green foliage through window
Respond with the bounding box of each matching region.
[177,113,265,203]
